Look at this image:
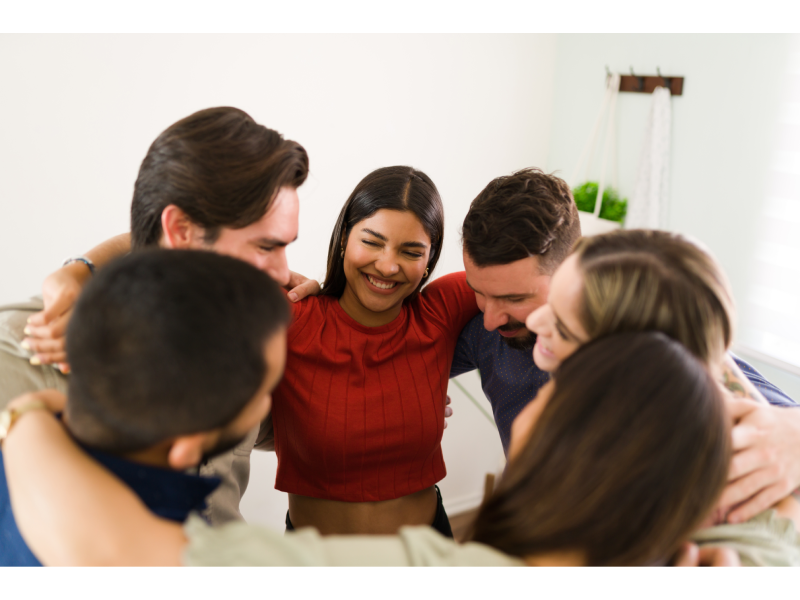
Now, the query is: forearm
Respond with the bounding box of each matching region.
[3,410,185,565]
[83,232,131,268]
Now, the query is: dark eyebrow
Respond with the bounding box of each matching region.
[361,228,388,242]
[254,235,298,248]
[465,278,531,300]
[361,228,428,249]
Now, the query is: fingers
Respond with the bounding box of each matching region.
[445,394,452,406]
[726,483,789,524]
[698,546,740,567]
[285,270,309,289]
[24,310,71,341]
[727,443,769,481]
[30,352,69,367]
[673,542,699,566]
[25,310,50,327]
[673,543,740,566]
[730,422,760,453]
[286,279,321,303]
[20,337,64,356]
[724,395,760,423]
[720,464,778,511]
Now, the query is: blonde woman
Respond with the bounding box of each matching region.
[525,229,800,561]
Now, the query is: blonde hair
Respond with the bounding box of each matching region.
[573,229,735,366]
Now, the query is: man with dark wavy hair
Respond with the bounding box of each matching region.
[450,168,580,453]
[450,168,795,460]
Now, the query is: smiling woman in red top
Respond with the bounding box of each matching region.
[270,166,478,536]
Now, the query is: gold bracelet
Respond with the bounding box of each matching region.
[0,401,48,445]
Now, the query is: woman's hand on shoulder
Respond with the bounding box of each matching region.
[718,395,800,524]
[22,262,91,373]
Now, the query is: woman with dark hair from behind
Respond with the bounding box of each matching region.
[261,165,478,537]
[4,331,748,565]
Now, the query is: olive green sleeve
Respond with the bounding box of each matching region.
[0,298,69,409]
[182,515,522,567]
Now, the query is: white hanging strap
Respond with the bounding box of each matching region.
[570,76,615,187]
[594,73,620,217]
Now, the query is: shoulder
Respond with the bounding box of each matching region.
[0,297,44,352]
[288,295,335,326]
[0,297,68,408]
[692,509,800,566]
[420,271,470,298]
[415,271,479,334]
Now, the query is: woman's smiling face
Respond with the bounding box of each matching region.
[525,254,591,372]
[338,209,431,327]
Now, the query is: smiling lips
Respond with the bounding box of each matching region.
[535,337,555,358]
[364,272,401,293]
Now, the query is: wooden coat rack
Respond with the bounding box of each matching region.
[609,67,684,96]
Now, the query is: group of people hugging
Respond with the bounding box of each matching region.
[2,107,800,566]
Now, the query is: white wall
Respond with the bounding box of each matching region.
[0,34,557,527]
[546,34,800,399]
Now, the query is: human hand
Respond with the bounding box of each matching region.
[8,389,67,414]
[673,542,740,566]
[444,394,453,429]
[285,271,321,303]
[22,262,92,373]
[718,396,800,523]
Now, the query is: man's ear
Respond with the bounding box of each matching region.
[161,205,205,249]
[167,432,213,470]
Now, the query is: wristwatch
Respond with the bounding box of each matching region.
[0,401,47,445]
[62,256,96,275]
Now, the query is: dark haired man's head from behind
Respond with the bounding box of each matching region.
[461,168,581,350]
[130,107,309,287]
[64,250,290,469]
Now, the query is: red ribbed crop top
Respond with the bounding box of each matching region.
[271,271,479,502]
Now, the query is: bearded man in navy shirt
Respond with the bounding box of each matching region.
[0,249,289,565]
[450,168,800,524]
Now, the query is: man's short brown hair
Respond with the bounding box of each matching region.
[131,107,309,249]
[461,168,580,274]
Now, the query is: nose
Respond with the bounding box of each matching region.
[374,251,400,277]
[525,305,548,337]
[482,300,509,332]
[265,250,291,287]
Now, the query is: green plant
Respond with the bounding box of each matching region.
[572,182,628,223]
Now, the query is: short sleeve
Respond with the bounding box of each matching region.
[418,271,479,338]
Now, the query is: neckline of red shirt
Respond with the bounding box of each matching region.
[326,294,411,335]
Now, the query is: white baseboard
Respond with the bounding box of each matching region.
[442,490,485,516]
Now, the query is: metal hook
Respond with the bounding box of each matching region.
[630,66,644,91]
[656,66,672,91]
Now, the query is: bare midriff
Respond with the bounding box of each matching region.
[288,485,438,535]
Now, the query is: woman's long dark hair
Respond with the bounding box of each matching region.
[320,166,444,301]
[471,331,731,566]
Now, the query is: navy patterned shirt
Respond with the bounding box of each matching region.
[451,313,797,456]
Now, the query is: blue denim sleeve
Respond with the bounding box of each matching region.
[450,314,481,378]
[732,353,797,407]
